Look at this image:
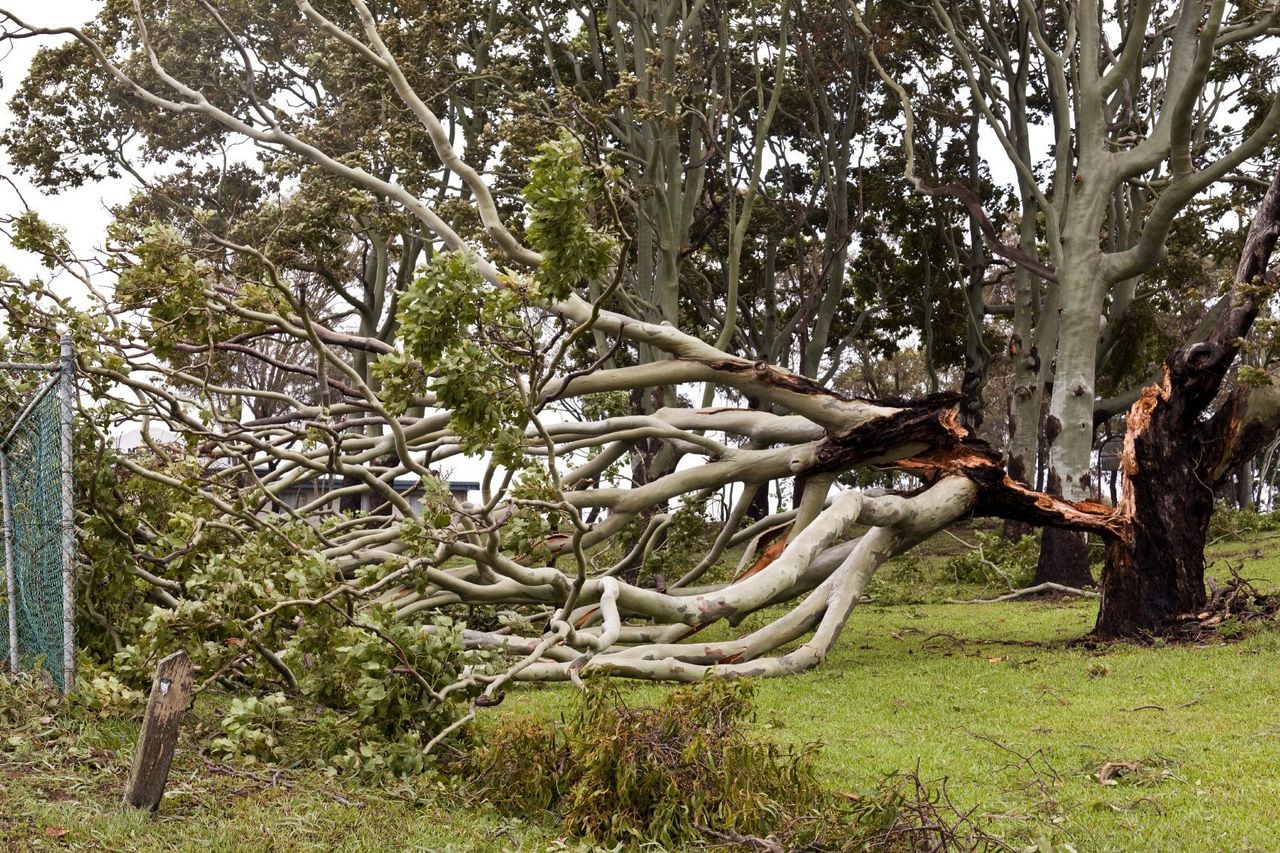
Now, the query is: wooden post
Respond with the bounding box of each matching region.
[123,651,193,812]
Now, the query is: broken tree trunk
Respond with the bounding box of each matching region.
[1096,168,1280,638]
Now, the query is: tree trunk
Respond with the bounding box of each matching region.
[1003,202,1046,542]
[1096,393,1212,635]
[1034,253,1105,584]
[1036,527,1095,587]
[1236,463,1254,511]
[1097,168,1280,637]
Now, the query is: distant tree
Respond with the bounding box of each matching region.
[871,1,1280,604]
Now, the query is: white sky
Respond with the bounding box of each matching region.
[0,1,122,282]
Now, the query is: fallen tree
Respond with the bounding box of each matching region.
[0,3,1276,720]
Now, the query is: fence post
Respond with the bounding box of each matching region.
[123,650,193,812]
[58,334,76,694]
[1,451,17,674]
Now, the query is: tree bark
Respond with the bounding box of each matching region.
[1036,526,1095,587]
[1097,168,1280,637]
[1034,251,1106,584]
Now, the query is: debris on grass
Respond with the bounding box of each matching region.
[1163,564,1280,643]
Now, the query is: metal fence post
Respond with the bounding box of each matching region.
[1,451,17,675]
[58,334,76,694]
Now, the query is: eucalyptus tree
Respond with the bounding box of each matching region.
[6,1,986,498]
[0,0,1278,721]
[871,0,1280,589]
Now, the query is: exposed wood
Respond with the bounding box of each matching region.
[1097,167,1280,637]
[732,523,792,582]
[123,651,194,813]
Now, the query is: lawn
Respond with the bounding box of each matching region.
[5,526,1280,850]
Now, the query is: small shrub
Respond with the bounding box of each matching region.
[1208,505,1280,541]
[462,680,1006,850]
[869,555,932,605]
[210,692,296,763]
[464,680,824,847]
[1217,618,1246,639]
[206,609,493,780]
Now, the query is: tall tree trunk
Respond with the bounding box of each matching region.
[1036,526,1095,587]
[1097,168,1280,636]
[1003,207,1047,542]
[1236,463,1254,511]
[1034,251,1105,586]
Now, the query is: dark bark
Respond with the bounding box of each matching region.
[1001,451,1034,541]
[1096,168,1280,637]
[1095,409,1214,635]
[1036,527,1095,588]
[792,474,808,511]
[1237,464,1255,511]
[1002,517,1034,542]
[622,386,674,583]
[743,397,773,520]
[1032,460,1094,586]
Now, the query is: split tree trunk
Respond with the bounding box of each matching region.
[1096,169,1280,637]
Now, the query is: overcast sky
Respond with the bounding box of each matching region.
[1,1,121,282]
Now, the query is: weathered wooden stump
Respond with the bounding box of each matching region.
[123,651,193,812]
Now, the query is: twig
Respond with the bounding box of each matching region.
[692,823,784,852]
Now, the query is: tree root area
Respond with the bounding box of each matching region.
[1084,566,1280,647]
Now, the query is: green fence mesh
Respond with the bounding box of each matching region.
[0,365,72,692]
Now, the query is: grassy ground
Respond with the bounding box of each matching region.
[0,691,558,852]
[6,524,1280,850]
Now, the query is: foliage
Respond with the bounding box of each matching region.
[1208,505,1280,540]
[522,132,617,301]
[464,678,1008,850]
[465,680,825,846]
[394,249,532,450]
[69,440,491,774]
[868,554,934,605]
[944,531,1039,589]
[291,607,487,740]
[204,611,489,780]
[641,496,718,583]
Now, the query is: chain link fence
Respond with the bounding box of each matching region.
[0,336,76,693]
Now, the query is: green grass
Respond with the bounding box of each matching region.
[6,527,1280,850]
[495,528,1280,851]
[0,693,558,851]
